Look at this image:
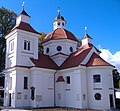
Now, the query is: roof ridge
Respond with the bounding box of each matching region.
[62,28,67,39]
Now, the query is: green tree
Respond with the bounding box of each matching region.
[113,69,120,88]
[38,32,46,53]
[0,7,17,73]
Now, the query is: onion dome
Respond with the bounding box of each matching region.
[42,28,78,43]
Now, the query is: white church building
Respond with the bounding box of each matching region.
[3,7,116,110]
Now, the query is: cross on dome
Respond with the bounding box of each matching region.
[85,27,88,35]
[22,2,25,10]
[16,2,30,24]
[58,7,60,15]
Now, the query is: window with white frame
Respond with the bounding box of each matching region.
[10,41,14,51]
[9,40,14,52]
[24,40,30,51]
[93,75,101,83]
[24,77,28,89]
[66,76,70,84]
[9,77,12,90]
[17,92,22,100]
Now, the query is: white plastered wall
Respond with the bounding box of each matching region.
[86,66,115,110]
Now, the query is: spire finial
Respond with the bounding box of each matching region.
[85,27,87,35]
[22,2,25,10]
[58,6,60,15]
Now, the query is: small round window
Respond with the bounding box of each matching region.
[57,46,62,51]
[58,22,60,26]
[46,48,49,53]
[70,47,73,52]
[94,93,101,100]
[62,22,64,26]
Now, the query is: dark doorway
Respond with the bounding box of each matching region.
[109,94,114,108]
[9,93,11,107]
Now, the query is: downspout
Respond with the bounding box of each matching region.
[54,70,57,107]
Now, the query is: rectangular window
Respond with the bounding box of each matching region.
[58,94,61,100]
[9,77,12,90]
[66,76,70,84]
[24,77,28,89]
[24,95,28,100]
[24,40,27,50]
[83,94,86,100]
[24,40,30,51]
[93,75,101,83]
[17,92,22,100]
[10,41,14,51]
[28,41,30,51]
[9,40,14,52]
[36,95,42,102]
[76,94,80,101]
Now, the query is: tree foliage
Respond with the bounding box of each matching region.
[38,32,46,53]
[0,7,16,73]
[113,69,120,88]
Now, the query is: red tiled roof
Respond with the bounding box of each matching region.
[42,28,78,43]
[60,47,92,69]
[30,53,58,69]
[80,43,101,53]
[56,76,65,82]
[30,48,113,70]
[86,52,114,67]
[13,22,40,35]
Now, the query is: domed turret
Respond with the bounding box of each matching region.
[81,27,92,46]
[53,8,66,30]
[54,10,65,21]
[16,2,30,24]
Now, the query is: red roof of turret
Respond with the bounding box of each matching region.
[12,22,40,35]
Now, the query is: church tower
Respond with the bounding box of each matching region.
[4,5,40,107]
[5,5,40,68]
[81,27,92,46]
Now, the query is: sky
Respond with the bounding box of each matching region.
[0,0,120,71]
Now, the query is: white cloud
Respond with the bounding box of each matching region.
[99,48,120,72]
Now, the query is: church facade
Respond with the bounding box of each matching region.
[3,8,115,110]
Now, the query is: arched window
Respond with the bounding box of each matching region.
[30,87,35,100]
[28,42,30,51]
[24,40,31,51]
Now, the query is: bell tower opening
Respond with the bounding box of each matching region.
[53,7,66,30]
